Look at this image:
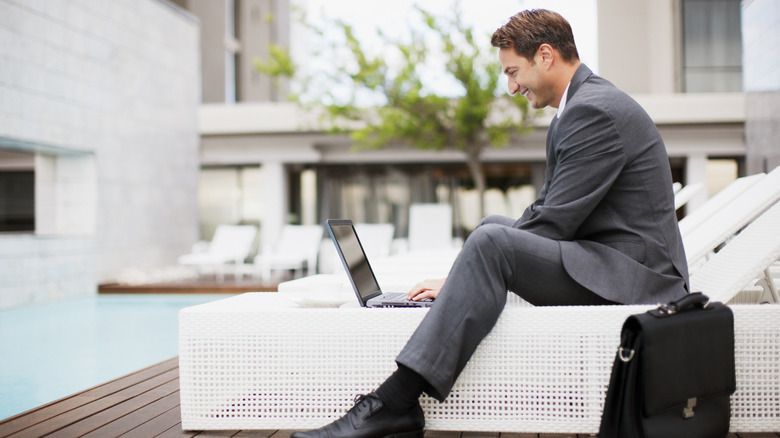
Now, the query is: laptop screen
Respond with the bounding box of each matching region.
[326,219,382,304]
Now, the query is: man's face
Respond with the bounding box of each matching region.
[499,47,553,109]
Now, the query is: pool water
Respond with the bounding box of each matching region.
[0,293,235,420]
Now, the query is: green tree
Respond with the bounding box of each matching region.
[257,4,537,217]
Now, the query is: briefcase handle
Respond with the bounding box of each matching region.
[653,292,709,317]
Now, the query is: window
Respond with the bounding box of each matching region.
[0,150,35,233]
[682,0,743,92]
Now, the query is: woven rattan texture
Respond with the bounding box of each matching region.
[179,294,780,432]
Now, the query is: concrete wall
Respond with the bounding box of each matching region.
[742,0,780,174]
[597,0,680,93]
[177,0,231,103]
[0,0,200,309]
[236,0,290,102]
[174,0,290,103]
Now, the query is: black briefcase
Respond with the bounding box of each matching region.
[599,293,736,438]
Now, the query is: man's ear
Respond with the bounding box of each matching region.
[537,43,555,69]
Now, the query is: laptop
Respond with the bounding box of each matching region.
[325,219,434,308]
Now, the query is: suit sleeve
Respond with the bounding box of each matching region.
[515,103,627,240]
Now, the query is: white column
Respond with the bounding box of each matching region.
[35,154,56,235]
[35,154,97,236]
[300,169,317,226]
[685,153,709,213]
[260,161,287,252]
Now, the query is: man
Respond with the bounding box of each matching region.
[292,9,689,438]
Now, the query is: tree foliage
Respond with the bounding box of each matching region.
[257,3,538,216]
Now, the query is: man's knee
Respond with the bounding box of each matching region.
[458,224,515,300]
[466,224,509,255]
[477,215,515,228]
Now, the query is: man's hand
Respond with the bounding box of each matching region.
[407,278,446,301]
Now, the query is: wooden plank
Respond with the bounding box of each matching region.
[81,391,179,437]
[98,281,278,294]
[85,358,180,398]
[0,357,178,436]
[46,380,180,438]
[4,369,178,437]
[117,405,183,438]
[153,422,202,438]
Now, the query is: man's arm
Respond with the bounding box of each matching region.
[516,102,627,240]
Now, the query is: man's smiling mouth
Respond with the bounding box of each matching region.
[518,87,530,98]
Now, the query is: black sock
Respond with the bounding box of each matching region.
[374,364,429,412]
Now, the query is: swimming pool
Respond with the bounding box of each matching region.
[0,293,235,420]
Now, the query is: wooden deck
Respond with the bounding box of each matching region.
[98,279,278,295]
[1,358,777,438]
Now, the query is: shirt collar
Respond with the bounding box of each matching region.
[556,82,571,118]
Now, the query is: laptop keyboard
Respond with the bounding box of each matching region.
[384,293,432,303]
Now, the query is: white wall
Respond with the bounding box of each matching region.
[0,0,200,309]
[597,0,679,94]
[742,0,780,173]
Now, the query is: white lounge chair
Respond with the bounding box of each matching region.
[484,188,509,217]
[179,294,780,433]
[407,203,459,252]
[678,172,765,238]
[178,224,258,281]
[318,223,396,275]
[689,200,780,304]
[683,166,780,269]
[354,223,395,260]
[673,182,706,210]
[253,224,323,281]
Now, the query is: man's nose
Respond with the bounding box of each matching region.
[508,81,520,95]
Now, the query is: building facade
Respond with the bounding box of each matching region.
[188,0,754,252]
[2,0,775,309]
[0,0,201,308]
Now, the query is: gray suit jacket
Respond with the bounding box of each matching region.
[515,64,689,304]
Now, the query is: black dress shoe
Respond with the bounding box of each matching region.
[290,393,425,438]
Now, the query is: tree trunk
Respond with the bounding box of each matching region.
[465,145,486,220]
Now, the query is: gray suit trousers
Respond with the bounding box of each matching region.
[395,215,614,401]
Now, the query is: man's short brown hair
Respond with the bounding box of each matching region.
[491,9,579,62]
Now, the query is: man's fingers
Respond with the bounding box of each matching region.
[407,278,446,300]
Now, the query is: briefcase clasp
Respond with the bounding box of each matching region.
[683,397,697,419]
[657,303,678,315]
